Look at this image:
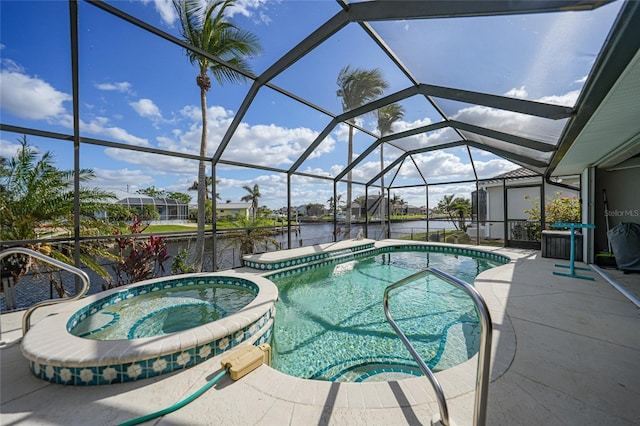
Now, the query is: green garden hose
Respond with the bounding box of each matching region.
[118,368,229,426]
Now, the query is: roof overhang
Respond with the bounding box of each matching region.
[549,0,640,176]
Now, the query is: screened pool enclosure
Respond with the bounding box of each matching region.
[2,1,639,288]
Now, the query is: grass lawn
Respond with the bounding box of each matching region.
[144,224,202,233]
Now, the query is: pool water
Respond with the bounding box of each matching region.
[270,251,496,382]
[70,284,256,340]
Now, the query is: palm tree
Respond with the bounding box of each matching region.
[0,136,116,294]
[377,103,405,237]
[437,194,471,230]
[188,176,221,200]
[452,197,472,231]
[354,195,367,218]
[223,217,280,257]
[437,194,457,226]
[241,184,261,219]
[336,66,388,238]
[327,194,342,213]
[390,194,404,216]
[174,0,261,272]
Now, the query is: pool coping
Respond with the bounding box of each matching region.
[20,271,278,385]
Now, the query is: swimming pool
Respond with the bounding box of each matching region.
[267,247,503,382]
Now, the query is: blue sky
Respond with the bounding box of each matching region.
[0,0,623,209]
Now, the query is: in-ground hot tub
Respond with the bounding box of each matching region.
[21,273,277,385]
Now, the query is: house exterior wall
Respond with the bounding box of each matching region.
[481,178,579,240]
[216,203,252,219]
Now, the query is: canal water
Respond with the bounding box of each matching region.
[1,220,457,311]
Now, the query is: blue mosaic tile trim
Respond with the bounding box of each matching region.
[243,243,375,271]
[127,302,227,339]
[265,248,377,280]
[379,244,510,265]
[354,365,423,382]
[33,305,276,386]
[67,275,259,333]
[265,245,508,280]
[306,355,420,381]
[76,312,119,338]
[429,319,480,370]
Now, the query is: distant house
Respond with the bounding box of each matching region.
[406,205,422,215]
[475,168,579,241]
[360,195,387,217]
[217,202,253,220]
[304,204,325,217]
[108,190,190,223]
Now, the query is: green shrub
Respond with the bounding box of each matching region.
[445,233,470,244]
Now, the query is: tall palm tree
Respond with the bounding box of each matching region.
[174,0,261,272]
[377,103,405,238]
[336,66,388,238]
[241,184,261,219]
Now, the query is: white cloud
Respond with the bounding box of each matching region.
[505,86,528,99]
[0,70,70,120]
[349,159,384,183]
[299,167,333,179]
[411,151,475,181]
[229,123,334,166]
[130,98,163,119]
[93,168,155,190]
[103,147,199,175]
[228,0,271,22]
[334,123,352,143]
[451,95,569,142]
[142,0,177,26]
[81,117,150,146]
[395,117,433,132]
[147,0,270,26]
[1,58,21,72]
[168,105,334,168]
[0,139,22,158]
[95,81,132,93]
[538,90,580,108]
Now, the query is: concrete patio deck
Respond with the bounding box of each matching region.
[1,245,639,425]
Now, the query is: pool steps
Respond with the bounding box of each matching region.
[384,267,494,426]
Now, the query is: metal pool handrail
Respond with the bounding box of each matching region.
[383,267,493,426]
[0,247,91,334]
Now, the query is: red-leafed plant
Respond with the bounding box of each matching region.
[104,216,169,289]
